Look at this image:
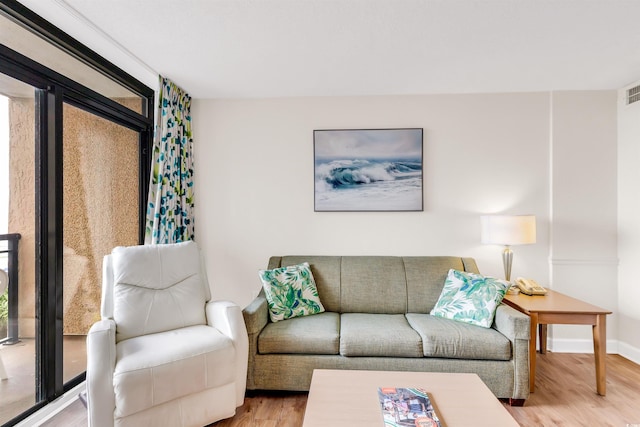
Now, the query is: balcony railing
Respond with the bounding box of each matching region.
[0,233,20,345]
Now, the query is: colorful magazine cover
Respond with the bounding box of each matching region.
[377,387,441,427]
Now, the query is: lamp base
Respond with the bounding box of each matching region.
[502,246,513,282]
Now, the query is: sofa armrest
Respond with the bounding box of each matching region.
[493,303,531,400]
[492,303,530,341]
[242,293,269,335]
[86,319,116,427]
[241,292,269,390]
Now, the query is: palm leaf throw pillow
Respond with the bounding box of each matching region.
[430,269,510,328]
[258,262,325,322]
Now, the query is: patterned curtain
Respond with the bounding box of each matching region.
[145,76,195,244]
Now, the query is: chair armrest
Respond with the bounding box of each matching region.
[492,304,530,340]
[242,294,269,335]
[86,319,116,427]
[206,300,248,343]
[206,300,249,406]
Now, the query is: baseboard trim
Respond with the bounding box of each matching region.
[15,382,86,427]
[548,338,640,365]
[548,338,618,354]
[618,341,640,365]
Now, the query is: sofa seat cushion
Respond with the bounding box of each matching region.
[258,312,339,355]
[340,313,423,357]
[113,325,236,418]
[406,313,511,360]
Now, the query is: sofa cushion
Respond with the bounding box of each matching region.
[113,325,236,418]
[340,313,423,357]
[341,257,407,313]
[430,269,509,328]
[259,262,325,322]
[279,256,342,312]
[406,313,511,360]
[404,256,467,313]
[258,312,340,354]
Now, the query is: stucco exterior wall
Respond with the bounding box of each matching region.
[8,98,139,336]
[8,98,35,337]
[62,102,139,334]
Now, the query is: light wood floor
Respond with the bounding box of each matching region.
[42,353,640,427]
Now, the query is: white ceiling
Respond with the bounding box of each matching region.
[18,0,640,98]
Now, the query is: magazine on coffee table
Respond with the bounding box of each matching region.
[377,387,442,427]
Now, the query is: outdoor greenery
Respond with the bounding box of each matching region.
[0,290,7,321]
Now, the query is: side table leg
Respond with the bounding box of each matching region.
[539,324,548,354]
[529,313,538,393]
[593,314,607,396]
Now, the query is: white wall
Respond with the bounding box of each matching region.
[549,91,619,353]
[618,83,640,363]
[192,90,625,353]
[193,93,550,306]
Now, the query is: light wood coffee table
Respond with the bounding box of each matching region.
[302,369,519,427]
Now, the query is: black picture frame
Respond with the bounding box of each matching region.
[314,128,424,212]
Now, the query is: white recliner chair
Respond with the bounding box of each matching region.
[86,241,248,427]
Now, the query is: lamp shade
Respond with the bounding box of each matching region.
[481,215,536,246]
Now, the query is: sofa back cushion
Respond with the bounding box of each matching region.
[404,257,480,313]
[341,257,407,313]
[268,255,479,315]
[280,256,342,312]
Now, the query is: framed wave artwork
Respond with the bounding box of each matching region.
[314,128,423,212]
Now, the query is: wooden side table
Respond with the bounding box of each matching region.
[502,289,612,396]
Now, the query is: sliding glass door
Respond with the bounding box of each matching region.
[0,2,154,425]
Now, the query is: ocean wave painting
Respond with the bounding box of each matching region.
[314,129,423,211]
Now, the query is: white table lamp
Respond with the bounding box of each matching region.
[480,215,536,281]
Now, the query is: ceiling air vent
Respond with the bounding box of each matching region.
[627,85,640,105]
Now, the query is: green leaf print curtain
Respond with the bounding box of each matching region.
[145,76,194,244]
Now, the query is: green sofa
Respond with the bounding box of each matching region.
[242,256,530,403]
